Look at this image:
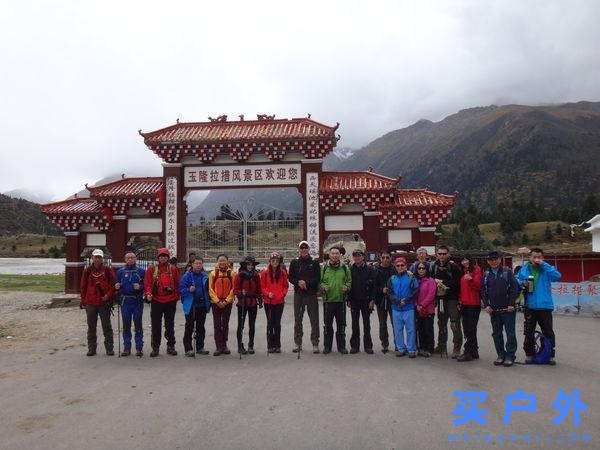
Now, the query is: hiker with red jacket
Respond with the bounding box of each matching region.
[260,252,289,353]
[234,255,262,355]
[457,255,483,362]
[80,249,116,356]
[144,248,180,357]
[209,254,236,356]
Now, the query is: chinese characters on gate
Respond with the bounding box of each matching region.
[183,164,301,188]
[165,176,177,256]
[305,172,320,259]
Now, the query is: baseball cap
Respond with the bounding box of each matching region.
[352,249,364,256]
[157,247,170,258]
[91,249,104,257]
[298,241,310,248]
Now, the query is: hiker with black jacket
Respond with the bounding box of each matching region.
[480,251,520,367]
[289,241,322,354]
[347,249,375,354]
[432,245,463,358]
[373,251,396,353]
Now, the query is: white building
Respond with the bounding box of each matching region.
[584,214,600,252]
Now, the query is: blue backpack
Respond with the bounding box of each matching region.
[532,331,553,364]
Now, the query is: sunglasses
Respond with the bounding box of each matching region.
[417,267,427,270]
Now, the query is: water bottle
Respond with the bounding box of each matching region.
[527,275,534,293]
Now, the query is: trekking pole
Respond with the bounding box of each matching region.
[192,302,197,356]
[240,291,246,360]
[117,294,122,358]
[298,302,305,360]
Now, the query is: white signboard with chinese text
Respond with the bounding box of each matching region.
[184,164,301,188]
[165,177,178,256]
[306,172,320,259]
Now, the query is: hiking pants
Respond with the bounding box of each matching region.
[461,305,481,357]
[323,302,346,351]
[183,305,208,352]
[121,296,144,351]
[437,297,463,350]
[416,313,434,353]
[265,303,284,349]
[392,307,416,353]
[490,310,517,361]
[237,305,258,348]
[86,304,113,352]
[150,300,177,350]
[350,303,373,351]
[293,291,320,347]
[523,308,555,357]
[212,303,232,351]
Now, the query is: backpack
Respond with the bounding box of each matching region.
[532,331,553,364]
[151,264,175,296]
[213,269,234,300]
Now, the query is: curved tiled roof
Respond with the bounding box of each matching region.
[41,198,101,215]
[382,189,458,208]
[88,177,163,198]
[140,117,338,144]
[319,171,400,193]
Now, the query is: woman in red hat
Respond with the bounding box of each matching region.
[260,252,289,353]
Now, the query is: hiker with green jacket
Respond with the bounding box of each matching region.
[319,247,352,354]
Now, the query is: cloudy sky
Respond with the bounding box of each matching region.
[1,0,599,201]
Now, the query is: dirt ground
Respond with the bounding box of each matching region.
[1,290,599,450]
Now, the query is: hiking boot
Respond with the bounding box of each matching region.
[493,357,504,366]
[106,349,115,356]
[135,350,143,357]
[222,348,231,355]
[150,348,159,357]
[268,347,275,353]
[381,347,389,354]
[274,347,281,353]
[86,348,96,356]
[433,345,446,354]
[238,344,248,355]
[525,356,533,364]
[339,348,348,355]
[120,350,131,357]
[408,352,417,358]
[213,350,222,356]
[420,351,431,358]
[365,348,374,354]
[548,358,556,366]
[196,348,209,355]
[322,348,331,354]
[503,359,515,367]
[350,348,359,354]
[185,350,195,357]
[395,351,406,357]
[313,345,320,354]
[451,348,461,359]
[457,353,474,362]
[248,346,255,355]
[166,347,177,356]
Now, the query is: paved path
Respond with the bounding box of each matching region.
[0,296,598,449]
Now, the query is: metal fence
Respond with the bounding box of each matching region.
[187,219,303,261]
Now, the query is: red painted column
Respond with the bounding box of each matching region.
[106,215,127,268]
[363,211,382,251]
[64,231,84,294]
[162,163,186,263]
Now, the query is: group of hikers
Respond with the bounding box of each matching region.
[80,241,561,366]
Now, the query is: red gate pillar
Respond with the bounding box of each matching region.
[162,163,187,263]
[363,211,387,252]
[301,160,323,260]
[64,231,84,294]
[106,215,127,268]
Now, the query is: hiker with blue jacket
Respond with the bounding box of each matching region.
[387,257,420,358]
[115,251,146,357]
[517,248,561,365]
[179,258,211,357]
[480,251,520,367]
